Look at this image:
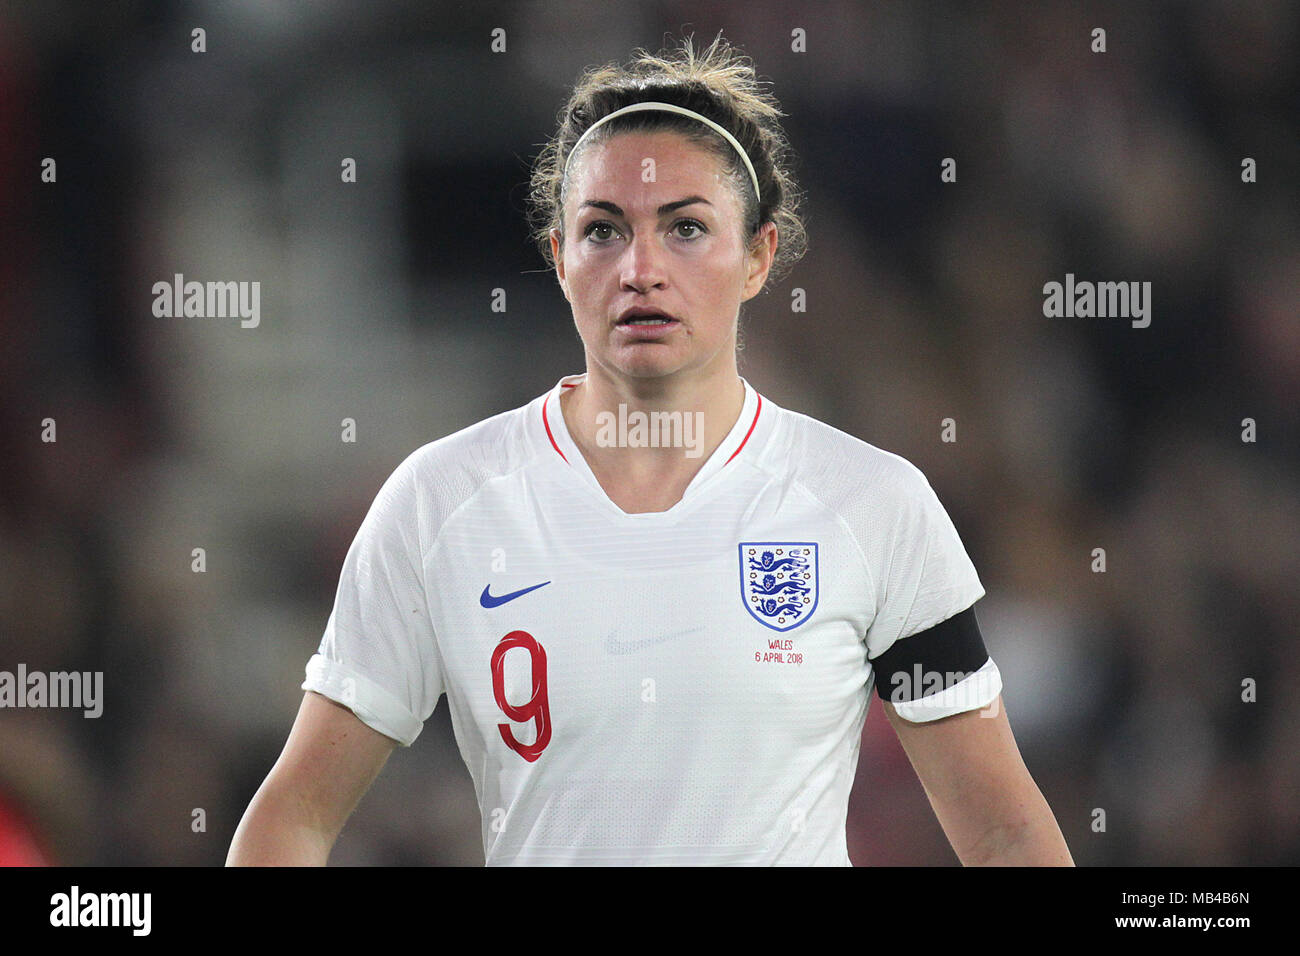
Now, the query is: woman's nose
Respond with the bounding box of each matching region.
[621,231,668,292]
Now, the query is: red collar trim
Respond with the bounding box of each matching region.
[542,393,568,463]
[544,382,763,467]
[724,392,762,466]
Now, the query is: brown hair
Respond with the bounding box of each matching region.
[528,34,807,288]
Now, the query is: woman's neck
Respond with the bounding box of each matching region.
[558,363,746,511]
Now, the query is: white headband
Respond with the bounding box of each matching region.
[562,101,761,200]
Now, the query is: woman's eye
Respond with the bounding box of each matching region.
[584,221,618,242]
[672,219,706,239]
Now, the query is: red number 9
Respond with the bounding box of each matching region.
[490,630,552,762]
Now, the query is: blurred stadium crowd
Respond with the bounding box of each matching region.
[1,1,1296,865]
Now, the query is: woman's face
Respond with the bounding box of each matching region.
[551,130,775,383]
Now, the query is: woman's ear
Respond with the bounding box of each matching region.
[742,221,778,300]
[549,228,569,301]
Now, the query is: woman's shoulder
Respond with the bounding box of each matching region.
[404,393,547,475]
[766,401,932,500]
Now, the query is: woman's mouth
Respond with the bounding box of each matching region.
[616,308,681,338]
[616,313,681,338]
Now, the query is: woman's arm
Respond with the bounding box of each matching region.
[882,695,1074,865]
[227,691,398,866]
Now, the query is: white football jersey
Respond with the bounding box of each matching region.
[304,373,999,865]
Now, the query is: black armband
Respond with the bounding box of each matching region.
[870,605,989,703]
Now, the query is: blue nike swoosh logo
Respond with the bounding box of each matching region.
[480,581,551,608]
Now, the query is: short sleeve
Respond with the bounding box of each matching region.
[862,464,985,661]
[303,454,443,746]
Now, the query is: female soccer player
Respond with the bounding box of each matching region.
[229,37,1073,866]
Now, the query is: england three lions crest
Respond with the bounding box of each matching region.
[739,543,819,632]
